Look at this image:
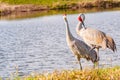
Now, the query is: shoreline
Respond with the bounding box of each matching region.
[0,0,120,16]
[3,66,120,80]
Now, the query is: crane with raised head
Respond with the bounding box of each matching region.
[63,14,99,70]
[76,13,117,62]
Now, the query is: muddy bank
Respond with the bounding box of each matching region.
[54,0,120,10]
[0,4,49,16]
[0,0,120,16]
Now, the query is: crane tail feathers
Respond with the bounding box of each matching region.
[106,35,117,52]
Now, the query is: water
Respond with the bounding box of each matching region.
[0,9,120,78]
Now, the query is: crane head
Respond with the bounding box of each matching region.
[78,15,83,22]
[78,13,86,29]
[63,14,67,21]
[63,14,66,19]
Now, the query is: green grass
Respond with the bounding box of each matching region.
[0,0,94,9]
[0,0,94,10]
[1,0,120,9]
[5,66,120,80]
[0,0,120,10]
[1,0,119,5]
[0,0,94,5]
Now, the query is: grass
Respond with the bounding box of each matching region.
[5,66,120,80]
[1,0,120,5]
[0,0,94,5]
[0,0,120,14]
[0,0,94,9]
[0,0,120,9]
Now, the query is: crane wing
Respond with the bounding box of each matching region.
[71,38,98,63]
[80,28,107,49]
[106,35,117,52]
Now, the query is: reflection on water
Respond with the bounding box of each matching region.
[0,7,120,20]
[0,8,120,78]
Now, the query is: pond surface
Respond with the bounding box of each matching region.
[0,8,120,78]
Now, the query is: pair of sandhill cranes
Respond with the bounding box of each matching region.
[63,14,116,70]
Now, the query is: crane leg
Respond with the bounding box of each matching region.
[96,48,99,61]
[76,56,82,70]
[79,60,82,70]
[96,48,99,68]
[93,62,99,69]
[89,46,96,52]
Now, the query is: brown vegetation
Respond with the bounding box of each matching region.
[0,0,120,16]
[0,4,48,16]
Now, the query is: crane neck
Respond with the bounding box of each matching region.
[76,22,83,33]
[64,19,74,41]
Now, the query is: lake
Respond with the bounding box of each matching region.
[0,8,120,78]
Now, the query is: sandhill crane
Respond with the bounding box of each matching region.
[76,13,117,61]
[63,14,98,70]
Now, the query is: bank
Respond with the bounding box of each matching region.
[0,0,120,16]
[4,66,120,80]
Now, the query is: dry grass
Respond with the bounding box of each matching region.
[0,0,120,16]
[7,66,120,80]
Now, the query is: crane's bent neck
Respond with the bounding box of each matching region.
[64,19,74,41]
[76,22,83,34]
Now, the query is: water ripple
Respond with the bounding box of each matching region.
[0,11,120,78]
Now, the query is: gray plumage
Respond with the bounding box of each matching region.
[63,15,98,70]
[76,13,117,61]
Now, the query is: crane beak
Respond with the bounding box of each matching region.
[78,16,86,29]
[81,21,86,29]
